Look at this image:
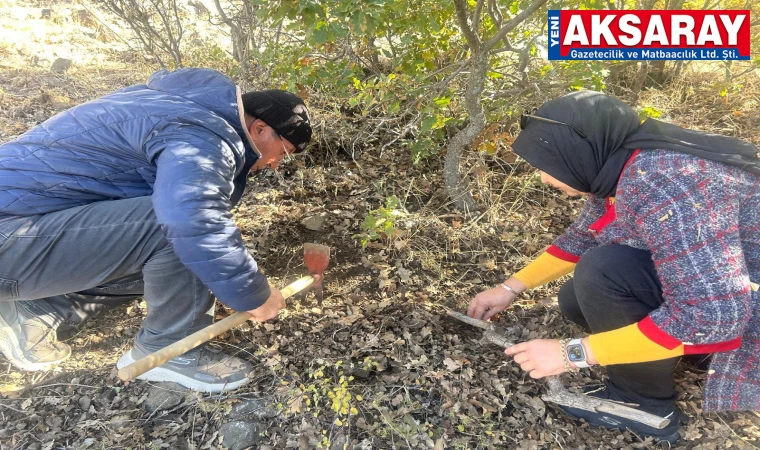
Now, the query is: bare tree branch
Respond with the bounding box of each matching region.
[483,0,549,52]
[471,0,486,34]
[453,0,481,51]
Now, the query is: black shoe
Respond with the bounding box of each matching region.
[558,384,685,444]
[681,354,712,371]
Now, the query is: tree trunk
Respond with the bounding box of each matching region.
[443,51,489,213]
[445,0,548,213]
[629,61,648,106]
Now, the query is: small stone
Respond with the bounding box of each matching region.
[218,421,266,450]
[300,213,328,231]
[78,396,91,411]
[98,388,117,405]
[330,433,347,450]
[50,58,72,73]
[151,413,182,426]
[354,439,373,450]
[27,443,41,450]
[351,368,371,379]
[231,398,278,420]
[0,429,12,438]
[41,8,51,18]
[143,382,186,413]
[15,421,27,431]
[45,416,63,428]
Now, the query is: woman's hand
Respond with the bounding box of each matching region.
[468,278,526,320]
[467,286,515,320]
[505,339,568,379]
[506,338,598,378]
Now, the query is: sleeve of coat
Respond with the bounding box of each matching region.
[547,195,608,263]
[144,121,271,312]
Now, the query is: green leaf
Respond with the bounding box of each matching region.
[433,96,451,107]
[420,115,438,133]
[312,24,328,44]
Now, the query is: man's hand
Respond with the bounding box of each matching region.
[248,288,286,322]
[467,286,515,320]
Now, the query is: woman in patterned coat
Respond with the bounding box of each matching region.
[467,91,760,443]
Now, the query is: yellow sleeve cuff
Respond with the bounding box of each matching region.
[513,252,576,289]
[588,323,684,365]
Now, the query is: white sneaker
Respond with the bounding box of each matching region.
[0,301,71,371]
[117,345,251,393]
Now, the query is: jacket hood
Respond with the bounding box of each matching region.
[146,68,255,154]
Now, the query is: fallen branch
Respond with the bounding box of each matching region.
[446,309,670,429]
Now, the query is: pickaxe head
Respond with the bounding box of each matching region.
[303,243,330,306]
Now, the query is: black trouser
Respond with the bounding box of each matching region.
[558,244,678,415]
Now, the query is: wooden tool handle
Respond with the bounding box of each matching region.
[117,275,316,382]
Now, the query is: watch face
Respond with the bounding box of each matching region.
[567,344,585,362]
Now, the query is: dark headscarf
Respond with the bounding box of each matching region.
[512,90,760,197]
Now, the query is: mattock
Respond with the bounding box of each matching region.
[117,243,330,383]
[446,309,671,430]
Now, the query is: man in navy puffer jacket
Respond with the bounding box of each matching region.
[0,68,312,392]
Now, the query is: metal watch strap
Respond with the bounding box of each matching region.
[566,338,590,369]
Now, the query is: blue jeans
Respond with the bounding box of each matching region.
[0,196,215,351]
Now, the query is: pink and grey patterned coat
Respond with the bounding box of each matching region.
[551,149,760,412]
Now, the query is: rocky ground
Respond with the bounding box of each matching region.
[2,1,760,449]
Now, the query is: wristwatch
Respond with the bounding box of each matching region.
[565,338,590,369]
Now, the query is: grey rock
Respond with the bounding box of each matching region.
[98,388,117,405]
[45,415,63,428]
[351,368,371,379]
[78,396,91,411]
[41,8,51,19]
[151,413,182,426]
[219,420,266,450]
[50,58,72,73]
[300,213,328,231]
[330,433,347,450]
[353,439,373,450]
[143,382,186,413]
[231,398,278,420]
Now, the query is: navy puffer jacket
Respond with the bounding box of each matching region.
[0,68,270,310]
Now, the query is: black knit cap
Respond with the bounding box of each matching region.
[241,90,312,152]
